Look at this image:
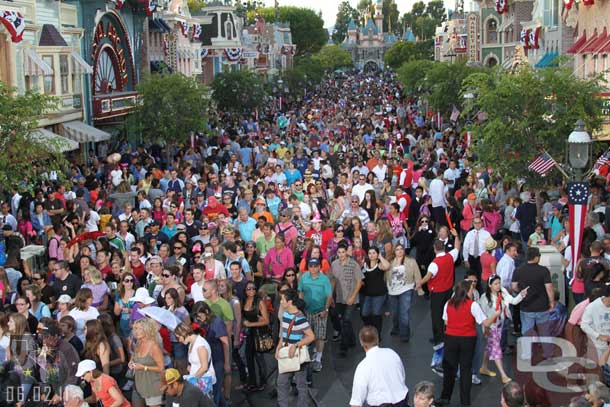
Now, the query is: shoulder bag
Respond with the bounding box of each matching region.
[277,315,311,374]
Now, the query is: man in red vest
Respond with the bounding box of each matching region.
[417,228,461,345]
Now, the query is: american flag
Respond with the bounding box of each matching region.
[450,105,460,122]
[528,152,556,176]
[593,148,610,170]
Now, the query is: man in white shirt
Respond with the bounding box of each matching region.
[350,326,409,407]
[497,243,518,290]
[443,160,461,192]
[372,157,388,182]
[429,172,447,227]
[462,217,492,290]
[352,174,375,204]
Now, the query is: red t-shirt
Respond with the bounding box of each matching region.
[95,374,131,407]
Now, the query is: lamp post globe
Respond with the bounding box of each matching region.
[568,119,591,171]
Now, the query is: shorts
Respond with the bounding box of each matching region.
[307,311,328,341]
[132,387,163,406]
[172,341,188,359]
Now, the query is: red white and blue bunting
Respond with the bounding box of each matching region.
[0,10,25,43]
[495,0,508,14]
[224,47,242,61]
[143,0,157,16]
[527,27,540,49]
[110,0,124,9]
[200,48,209,59]
[192,24,202,40]
[256,44,270,54]
[520,28,529,47]
[179,21,190,38]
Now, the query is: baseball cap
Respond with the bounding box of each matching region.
[57,294,72,304]
[165,368,181,385]
[75,360,97,377]
[308,258,321,267]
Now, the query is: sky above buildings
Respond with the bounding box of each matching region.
[262,0,462,28]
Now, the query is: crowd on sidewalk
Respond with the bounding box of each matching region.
[1,69,610,407]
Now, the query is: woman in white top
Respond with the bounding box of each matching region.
[385,243,424,342]
[174,322,216,395]
[0,311,9,362]
[478,275,527,383]
[68,288,100,342]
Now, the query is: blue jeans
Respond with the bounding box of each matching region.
[361,295,386,317]
[520,310,552,358]
[388,290,414,340]
[472,324,484,375]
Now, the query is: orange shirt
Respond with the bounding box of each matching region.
[252,211,275,224]
[298,258,331,275]
[95,374,131,407]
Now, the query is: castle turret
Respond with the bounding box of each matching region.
[374,0,383,34]
[347,18,358,43]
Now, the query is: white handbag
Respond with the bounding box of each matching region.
[277,316,311,374]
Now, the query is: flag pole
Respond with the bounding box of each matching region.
[544,149,570,179]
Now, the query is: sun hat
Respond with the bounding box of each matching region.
[485,237,497,251]
[75,360,97,377]
[131,287,155,305]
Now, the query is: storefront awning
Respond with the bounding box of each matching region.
[567,32,587,54]
[29,128,79,152]
[535,51,559,68]
[61,121,111,143]
[23,48,53,76]
[71,51,93,74]
[149,18,171,33]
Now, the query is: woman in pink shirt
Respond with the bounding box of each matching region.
[263,234,294,283]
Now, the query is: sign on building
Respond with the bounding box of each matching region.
[467,13,480,63]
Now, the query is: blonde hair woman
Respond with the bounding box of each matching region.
[386,244,424,342]
[129,318,164,407]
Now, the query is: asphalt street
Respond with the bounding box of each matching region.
[229,267,507,407]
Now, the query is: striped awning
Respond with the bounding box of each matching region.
[29,128,79,152]
[23,48,53,76]
[61,121,111,143]
[71,51,93,74]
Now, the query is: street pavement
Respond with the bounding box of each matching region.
[229,267,507,407]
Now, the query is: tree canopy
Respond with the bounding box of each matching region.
[312,45,353,71]
[211,69,267,113]
[251,7,327,56]
[129,73,209,144]
[0,82,68,187]
[384,40,434,69]
[333,1,360,45]
[401,0,445,40]
[464,66,604,183]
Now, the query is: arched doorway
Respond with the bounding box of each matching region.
[363,60,379,72]
[486,56,498,67]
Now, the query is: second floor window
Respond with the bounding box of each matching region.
[60,55,69,94]
[42,55,55,94]
[487,19,498,44]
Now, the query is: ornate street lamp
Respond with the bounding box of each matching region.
[567,119,591,177]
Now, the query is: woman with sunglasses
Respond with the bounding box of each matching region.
[410,215,436,291]
[242,281,270,392]
[155,267,186,307]
[113,272,136,341]
[478,275,527,384]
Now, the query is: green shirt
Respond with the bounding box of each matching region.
[205,297,234,321]
[256,234,276,259]
[299,272,332,314]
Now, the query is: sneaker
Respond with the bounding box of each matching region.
[431,366,444,378]
[312,361,322,372]
[471,374,481,385]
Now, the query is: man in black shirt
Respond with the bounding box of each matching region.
[163,368,214,407]
[50,260,82,301]
[511,247,555,360]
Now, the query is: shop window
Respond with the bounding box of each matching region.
[42,55,55,94]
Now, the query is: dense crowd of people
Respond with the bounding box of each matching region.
[1,69,610,407]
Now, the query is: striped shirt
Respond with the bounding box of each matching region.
[280,311,310,345]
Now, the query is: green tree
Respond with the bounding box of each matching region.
[426,62,483,113]
[211,69,267,112]
[425,0,447,22]
[254,7,328,56]
[282,55,324,98]
[384,39,434,68]
[464,66,603,183]
[129,73,209,145]
[412,15,436,40]
[333,1,360,44]
[234,0,263,19]
[396,59,434,94]
[312,45,353,71]
[382,0,400,33]
[357,0,374,25]
[0,82,69,187]
[188,0,205,13]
